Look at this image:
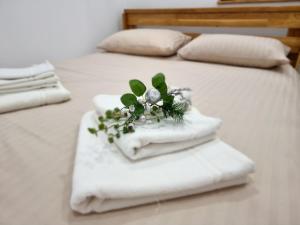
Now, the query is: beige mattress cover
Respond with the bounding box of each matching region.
[1,52,299,225]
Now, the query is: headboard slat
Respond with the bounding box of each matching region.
[128,18,272,27]
[123,6,300,68]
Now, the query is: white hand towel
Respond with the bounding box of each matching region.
[93,94,222,160]
[0,73,59,94]
[0,61,54,79]
[70,111,255,214]
[0,82,71,113]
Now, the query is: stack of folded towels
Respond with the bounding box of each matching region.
[0,61,70,113]
[71,94,255,214]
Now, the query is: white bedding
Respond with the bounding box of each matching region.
[1,51,299,225]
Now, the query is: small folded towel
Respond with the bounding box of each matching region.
[0,72,59,94]
[70,111,255,214]
[0,82,71,113]
[0,61,54,79]
[93,94,222,160]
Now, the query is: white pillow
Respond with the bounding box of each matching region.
[99,29,191,56]
[178,34,290,68]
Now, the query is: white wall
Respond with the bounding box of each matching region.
[0,0,124,67]
[0,0,299,67]
[124,0,300,8]
[125,0,217,8]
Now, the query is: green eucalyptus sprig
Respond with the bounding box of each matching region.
[88,73,188,143]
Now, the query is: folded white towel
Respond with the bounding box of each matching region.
[0,72,59,94]
[0,61,54,79]
[0,71,55,87]
[0,82,71,113]
[70,111,255,214]
[93,94,222,160]
[0,83,58,95]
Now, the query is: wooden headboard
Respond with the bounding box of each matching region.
[123,6,300,68]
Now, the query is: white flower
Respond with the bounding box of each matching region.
[145,103,151,112]
[139,115,146,123]
[137,97,145,104]
[129,105,135,112]
[156,100,163,106]
[182,90,192,102]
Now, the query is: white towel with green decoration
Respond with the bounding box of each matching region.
[70,111,255,214]
[93,94,222,160]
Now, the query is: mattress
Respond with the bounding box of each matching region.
[0,52,299,225]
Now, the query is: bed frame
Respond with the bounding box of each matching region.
[123,6,300,68]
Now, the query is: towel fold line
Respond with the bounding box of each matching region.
[0,81,71,114]
[0,75,59,94]
[0,61,55,79]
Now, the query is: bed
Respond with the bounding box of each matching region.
[1,5,300,225]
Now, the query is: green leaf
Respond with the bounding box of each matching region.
[113,111,121,120]
[157,82,168,97]
[123,126,129,134]
[98,123,105,130]
[152,73,165,89]
[134,102,145,116]
[105,110,113,119]
[152,105,158,111]
[120,93,137,107]
[152,73,167,97]
[163,94,174,105]
[114,107,121,112]
[128,126,135,133]
[88,128,97,135]
[108,136,114,143]
[129,79,146,96]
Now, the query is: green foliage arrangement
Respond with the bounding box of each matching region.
[88,73,189,143]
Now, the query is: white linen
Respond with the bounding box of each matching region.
[0,73,59,94]
[70,111,255,214]
[93,94,222,160]
[0,83,58,95]
[0,61,54,79]
[0,71,56,88]
[0,82,71,113]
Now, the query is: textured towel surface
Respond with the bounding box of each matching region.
[0,83,58,94]
[93,94,222,160]
[0,61,54,80]
[70,111,254,214]
[0,75,59,94]
[0,72,58,93]
[0,72,54,87]
[0,82,71,113]
[0,61,55,79]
